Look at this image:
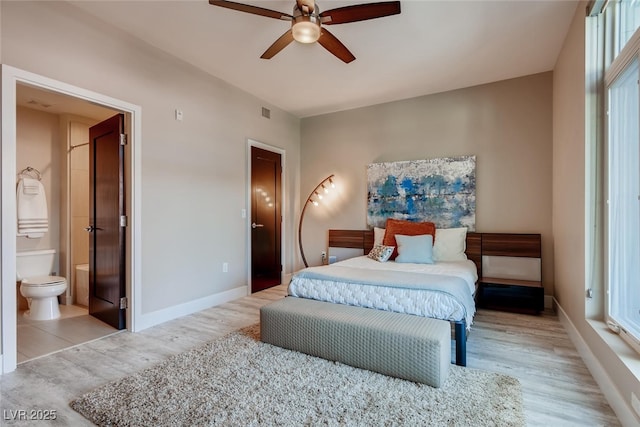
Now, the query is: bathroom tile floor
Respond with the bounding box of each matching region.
[17,305,119,363]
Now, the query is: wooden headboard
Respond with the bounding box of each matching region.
[328,229,482,275]
[328,230,543,282]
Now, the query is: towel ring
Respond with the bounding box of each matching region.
[19,166,42,181]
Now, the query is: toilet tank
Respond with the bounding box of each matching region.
[16,249,57,281]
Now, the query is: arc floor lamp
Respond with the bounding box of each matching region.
[298,174,335,268]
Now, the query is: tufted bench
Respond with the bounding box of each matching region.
[260,296,450,388]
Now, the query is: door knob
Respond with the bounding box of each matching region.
[84,226,103,232]
[251,222,264,229]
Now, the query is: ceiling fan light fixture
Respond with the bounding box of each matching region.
[292,19,321,43]
[210,0,401,63]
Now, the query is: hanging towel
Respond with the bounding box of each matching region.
[21,179,40,195]
[17,177,48,238]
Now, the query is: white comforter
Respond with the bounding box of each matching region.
[288,256,478,327]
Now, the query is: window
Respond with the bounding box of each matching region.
[596,0,640,352]
[616,0,640,55]
[606,57,640,350]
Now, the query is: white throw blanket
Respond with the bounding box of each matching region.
[17,177,48,238]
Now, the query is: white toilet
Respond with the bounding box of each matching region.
[17,249,67,320]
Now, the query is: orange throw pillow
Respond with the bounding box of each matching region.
[383,218,436,260]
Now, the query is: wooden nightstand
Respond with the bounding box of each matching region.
[475,233,544,314]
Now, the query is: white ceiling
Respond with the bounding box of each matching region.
[66,0,578,118]
[16,83,118,121]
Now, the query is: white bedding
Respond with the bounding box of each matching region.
[288,256,478,327]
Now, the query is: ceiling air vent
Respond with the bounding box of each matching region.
[261,107,271,119]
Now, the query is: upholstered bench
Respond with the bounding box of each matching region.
[260,296,450,388]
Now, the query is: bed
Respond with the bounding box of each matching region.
[287,228,482,366]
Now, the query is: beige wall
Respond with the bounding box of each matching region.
[1,1,301,322]
[16,106,61,256]
[300,72,555,296]
[66,118,94,306]
[553,3,640,423]
[553,6,586,318]
[68,121,91,272]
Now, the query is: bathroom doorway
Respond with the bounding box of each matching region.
[2,65,142,373]
[15,85,123,363]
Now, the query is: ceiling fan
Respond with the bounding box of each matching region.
[209,0,401,63]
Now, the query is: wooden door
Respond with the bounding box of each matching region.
[251,146,282,292]
[88,114,126,329]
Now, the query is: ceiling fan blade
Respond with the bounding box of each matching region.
[209,0,292,20]
[320,1,401,25]
[317,28,355,64]
[261,30,295,59]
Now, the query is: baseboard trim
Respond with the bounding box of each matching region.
[555,299,638,427]
[282,273,292,286]
[134,285,248,332]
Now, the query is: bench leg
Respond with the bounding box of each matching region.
[454,321,466,367]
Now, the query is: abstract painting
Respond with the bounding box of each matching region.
[367,156,476,230]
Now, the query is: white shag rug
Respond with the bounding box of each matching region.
[70,325,525,426]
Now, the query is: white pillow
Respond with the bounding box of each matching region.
[433,228,468,261]
[373,227,385,247]
[395,234,434,264]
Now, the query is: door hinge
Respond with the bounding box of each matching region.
[120,215,128,227]
[120,133,127,146]
[120,297,128,309]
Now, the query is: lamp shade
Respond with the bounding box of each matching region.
[292,20,320,43]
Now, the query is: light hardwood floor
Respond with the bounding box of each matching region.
[0,284,621,426]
